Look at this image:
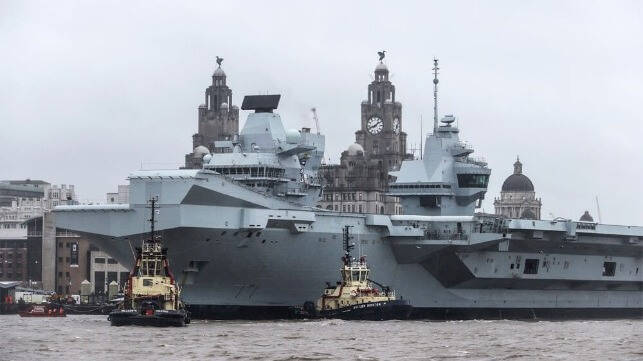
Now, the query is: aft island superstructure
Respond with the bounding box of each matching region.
[54,60,642,319]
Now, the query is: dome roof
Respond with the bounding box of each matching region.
[193,145,210,158]
[213,67,226,76]
[502,174,534,192]
[347,143,365,156]
[580,210,594,222]
[501,157,535,192]
[375,62,388,71]
[520,209,537,219]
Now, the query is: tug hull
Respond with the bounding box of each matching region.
[319,299,412,321]
[108,309,190,327]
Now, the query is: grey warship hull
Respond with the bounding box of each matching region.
[55,179,643,320]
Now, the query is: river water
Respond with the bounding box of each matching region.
[1,315,641,360]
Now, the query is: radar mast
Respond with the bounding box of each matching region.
[432,58,440,133]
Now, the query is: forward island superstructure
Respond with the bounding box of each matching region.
[54,59,643,319]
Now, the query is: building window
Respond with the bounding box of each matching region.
[95,258,105,264]
[108,259,118,264]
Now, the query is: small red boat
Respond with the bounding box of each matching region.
[18,304,66,317]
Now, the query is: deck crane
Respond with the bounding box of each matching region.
[311,107,321,135]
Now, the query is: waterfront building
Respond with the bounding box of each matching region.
[318,143,401,214]
[0,181,77,285]
[184,60,240,168]
[319,59,409,214]
[493,157,542,219]
[89,250,129,295]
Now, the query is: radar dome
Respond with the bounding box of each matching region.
[347,143,365,156]
[203,154,212,163]
[285,129,301,144]
[193,145,210,158]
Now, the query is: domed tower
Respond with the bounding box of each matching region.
[185,57,240,168]
[494,157,542,219]
[355,55,407,171]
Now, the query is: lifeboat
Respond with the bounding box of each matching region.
[19,304,66,317]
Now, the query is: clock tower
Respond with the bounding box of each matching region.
[355,59,407,171]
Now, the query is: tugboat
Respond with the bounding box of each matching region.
[18,304,66,317]
[304,226,412,320]
[108,198,190,327]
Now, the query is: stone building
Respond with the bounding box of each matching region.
[185,62,240,168]
[319,59,409,214]
[89,250,129,295]
[355,61,407,171]
[319,143,402,214]
[493,157,542,219]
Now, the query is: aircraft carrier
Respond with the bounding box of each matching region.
[54,62,643,320]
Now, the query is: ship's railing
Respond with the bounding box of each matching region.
[388,183,453,196]
[403,215,506,241]
[423,229,470,241]
[455,156,488,167]
[450,142,474,156]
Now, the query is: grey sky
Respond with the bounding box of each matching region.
[1,0,641,226]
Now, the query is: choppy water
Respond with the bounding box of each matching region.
[1,315,641,360]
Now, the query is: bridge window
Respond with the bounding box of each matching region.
[602,262,616,276]
[523,259,539,274]
[457,174,489,188]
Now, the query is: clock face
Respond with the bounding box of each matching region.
[393,117,400,134]
[367,116,383,134]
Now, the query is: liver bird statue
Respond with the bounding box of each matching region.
[378,50,386,62]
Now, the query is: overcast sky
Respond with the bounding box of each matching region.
[1,1,642,226]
